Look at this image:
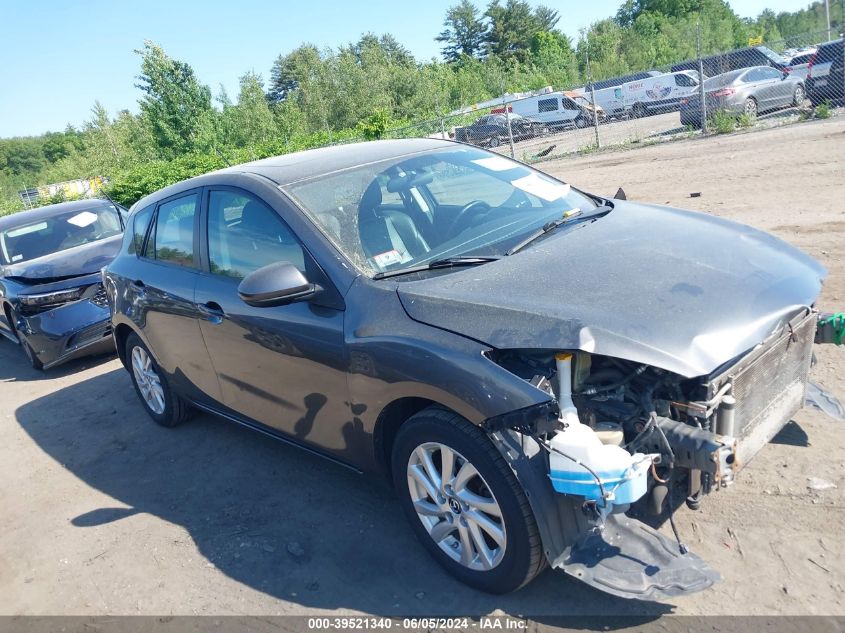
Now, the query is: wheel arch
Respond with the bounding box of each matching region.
[373,396,456,481]
[113,322,139,370]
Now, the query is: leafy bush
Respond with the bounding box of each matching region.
[710,109,737,134]
[816,100,832,119]
[736,112,755,128]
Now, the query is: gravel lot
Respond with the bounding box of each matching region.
[1,117,844,618]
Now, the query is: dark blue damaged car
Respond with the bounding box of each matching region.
[0,199,126,370]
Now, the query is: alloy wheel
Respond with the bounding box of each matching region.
[794,86,804,106]
[131,345,166,415]
[744,98,757,118]
[406,442,507,571]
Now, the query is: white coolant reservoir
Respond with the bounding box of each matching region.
[549,353,652,507]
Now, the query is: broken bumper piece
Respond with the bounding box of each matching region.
[556,512,720,600]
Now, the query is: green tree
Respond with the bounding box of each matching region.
[485,0,559,62]
[530,31,578,87]
[268,44,323,102]
[135,41,216,158]
[220,72,278,148]
[436,0,489,62]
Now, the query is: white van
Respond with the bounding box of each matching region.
[573,70,663,118]
[509,91,597,129]
[621,71,700,117]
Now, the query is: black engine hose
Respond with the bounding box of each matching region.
[577,363,649,396]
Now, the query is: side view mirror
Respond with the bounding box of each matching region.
[237,262,321,308]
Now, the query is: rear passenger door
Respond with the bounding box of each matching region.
[135,189,220,402]
[194,187,350,456]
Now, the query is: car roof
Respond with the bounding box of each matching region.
[0,198,116,232]
[131,138,457,210]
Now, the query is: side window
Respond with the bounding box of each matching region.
[129,205,153,255]
[759,67,781,80]
[675,74,694,87]
[537,98,558,113]
[152,193,199,267]
[207,190,305,279]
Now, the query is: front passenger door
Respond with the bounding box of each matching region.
[194,188,351,458]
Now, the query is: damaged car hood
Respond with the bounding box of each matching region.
[398,202,826,378]
[1,234,122,283]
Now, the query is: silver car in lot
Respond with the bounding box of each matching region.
[680,65,805,126]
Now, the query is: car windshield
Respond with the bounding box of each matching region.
[0,204,123,266]
[285,147,599,277]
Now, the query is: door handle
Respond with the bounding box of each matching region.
[198,301,225,324]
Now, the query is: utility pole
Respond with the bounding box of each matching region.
[697,23,708,136]
[501,78,515,158]
[583,34,601,149]
[825,0,831,41]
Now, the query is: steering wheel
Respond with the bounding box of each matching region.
[447,200,491,235]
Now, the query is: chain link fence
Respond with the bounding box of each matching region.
[383,27,843,164]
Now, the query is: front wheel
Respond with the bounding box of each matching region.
[392,408,545,593]
[574,116,587,129]
[488,136,501,148]
[125,332,191,427]
[793,84,805,106]
[16,327,43,370]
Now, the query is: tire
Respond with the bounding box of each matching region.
[392,407,545,594]
[574,116,587,129]
[125,332,191,427]
[793,84,805,107]
[6,308,43,370]
[744,97,758,119]
[489,136,501,148]
[632,103,645,119]
[16,327,43,370]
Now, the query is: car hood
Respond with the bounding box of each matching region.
[397,202,826,378]
[1,234,122,283]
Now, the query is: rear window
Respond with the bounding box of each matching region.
[129,205,153,255]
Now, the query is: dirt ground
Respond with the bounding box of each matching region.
[1,117,844,618]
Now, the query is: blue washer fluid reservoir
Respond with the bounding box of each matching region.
[548,423,653,507]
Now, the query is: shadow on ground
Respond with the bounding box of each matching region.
[13,366,673,619]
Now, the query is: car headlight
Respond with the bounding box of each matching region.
[19,286,86,309]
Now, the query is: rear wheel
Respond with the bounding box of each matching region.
[125,332,191,427]
[744,97,758,118]
[793,84,805,106]
[489,136,501,148]
[392,407,545,593]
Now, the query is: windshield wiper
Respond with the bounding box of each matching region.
[506,205,612,256]
[372,256,500,280]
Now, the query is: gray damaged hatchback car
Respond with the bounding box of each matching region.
[104,139,839,599]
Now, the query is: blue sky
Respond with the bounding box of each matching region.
[0,0,817,138]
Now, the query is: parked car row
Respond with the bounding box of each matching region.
[1,139,840,602]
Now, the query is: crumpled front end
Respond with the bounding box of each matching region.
[483,308,827,600]
[15,274,114,369]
